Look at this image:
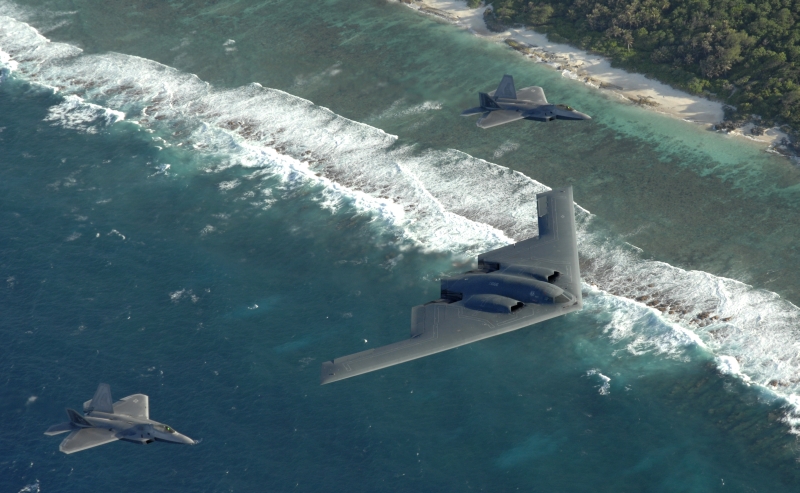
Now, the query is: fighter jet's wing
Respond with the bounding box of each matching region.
[516,86,548,105]
[476,110,524,128]
[478,187,581,305]
[113,394,149,419]
[59,428,119,454]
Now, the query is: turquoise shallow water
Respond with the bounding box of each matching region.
[2,1,800,491]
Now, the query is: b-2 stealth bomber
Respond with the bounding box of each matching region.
[45,383,196,453]
[462,75,591,128]
[321,186,582,384]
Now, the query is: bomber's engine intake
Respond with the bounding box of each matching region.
[440,264,574,313]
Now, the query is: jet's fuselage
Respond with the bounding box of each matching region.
[82,411,194,445]
[493,99,590,121]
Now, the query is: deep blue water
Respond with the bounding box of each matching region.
[3,1,800,491]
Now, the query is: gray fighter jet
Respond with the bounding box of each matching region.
[462,75,591,128]
[321,186,582,384]
[45,383,196,454]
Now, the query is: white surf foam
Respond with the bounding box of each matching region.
[16,480,39,493]
[586,369,611,395]
[370,99,443,121]
[44,95,125,133]
[3,8,800,430]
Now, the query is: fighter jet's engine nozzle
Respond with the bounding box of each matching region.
[440,273,574,311]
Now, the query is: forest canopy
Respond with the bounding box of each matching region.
[483,0,800,128]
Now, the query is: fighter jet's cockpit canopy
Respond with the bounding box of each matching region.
[155,424,176,434]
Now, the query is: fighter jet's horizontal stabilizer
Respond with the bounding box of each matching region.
[45,384,196,454]
[321,186,582,384]
[461,75,591,128]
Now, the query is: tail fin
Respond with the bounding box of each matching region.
[494,74,517,99]
[479,92,501,110]
[66,408,92,427]
[86,383,114,414]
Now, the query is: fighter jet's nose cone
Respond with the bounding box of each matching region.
[576,111,591,120]
[173,432,196,445]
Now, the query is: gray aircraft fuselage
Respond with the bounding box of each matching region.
[45,384,195,454]
[491,97,590,121]
[321,186,582,384]
[462,75,591,128]
[71,409,194,445]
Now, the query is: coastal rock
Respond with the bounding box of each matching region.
[628,95,659,107]
[599,81,624,91]
[504,38,531,55]
[418,5,459,22]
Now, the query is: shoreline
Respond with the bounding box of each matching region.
[404,0,795,158]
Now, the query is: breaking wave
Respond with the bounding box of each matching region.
[2,8,800,431]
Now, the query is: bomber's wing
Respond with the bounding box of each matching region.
[83,383,114,414]
[516,86,547,104]
[113,394,149,419]
[320,187,581,385]
[478,187,581,307]
[476,110,524,128]
[320,300,564,384]
[59,428,119,454]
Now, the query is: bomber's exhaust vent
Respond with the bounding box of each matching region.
[440,289,463,302]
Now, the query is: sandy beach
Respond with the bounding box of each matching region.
[408,0,790,149]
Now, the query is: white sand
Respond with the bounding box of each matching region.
[408,0,789,147]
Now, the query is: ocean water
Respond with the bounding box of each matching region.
[2,0,800,491]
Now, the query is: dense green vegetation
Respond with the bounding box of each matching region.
[483,0,800,128]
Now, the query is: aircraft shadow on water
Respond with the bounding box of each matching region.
[321,187,582,384]
[462,75,591,128]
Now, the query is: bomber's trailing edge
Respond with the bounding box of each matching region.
[45,383,196,454]
[462,75,591,128]
[321,186,582,384]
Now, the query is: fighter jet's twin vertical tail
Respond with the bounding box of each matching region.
[86,383,114,413]
[479,75,516,108]
[67,408,91,427]
[494,74,517,99]
[479,92,501,110]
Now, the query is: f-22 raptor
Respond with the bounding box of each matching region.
[462,75,591,128]
[45,383,196,454]
[321,186,582,384]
